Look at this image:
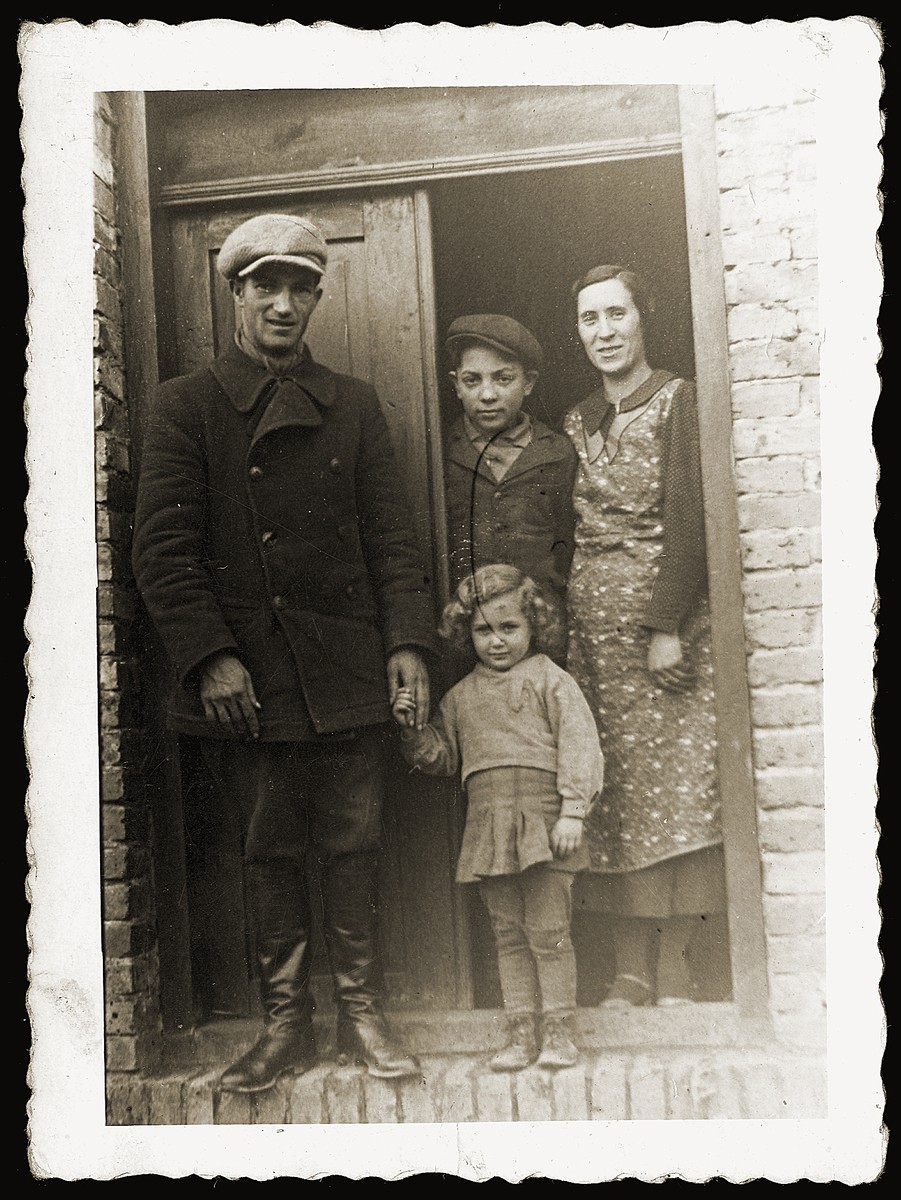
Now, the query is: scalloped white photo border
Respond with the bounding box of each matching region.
[21,17,884,1184]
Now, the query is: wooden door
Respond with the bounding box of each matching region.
[164,192,466,1015]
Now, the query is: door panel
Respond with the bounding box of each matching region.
[165,192,462,1013]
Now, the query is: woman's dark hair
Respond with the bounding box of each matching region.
[571,264,655,327]
[438,563,565,660]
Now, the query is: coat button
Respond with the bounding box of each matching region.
[494,490,503,500]
[261,530,277,546]
[249,465,264,480]
[329,457,342,474]
[345,584,355,598]
[272,595,286,611]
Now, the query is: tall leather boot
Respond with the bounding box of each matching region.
[321,851,421,1080]
[219,860,318,1093]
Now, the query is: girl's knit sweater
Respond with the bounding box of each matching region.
[400,653,604,819]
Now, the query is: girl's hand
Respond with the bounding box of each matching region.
[550,816,584,859]
[391,686,417,728]
[647,630,697,694]
[387,649,430,728]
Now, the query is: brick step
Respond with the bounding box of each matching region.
[161,1004,773,1068]
[108,1047,827,1125]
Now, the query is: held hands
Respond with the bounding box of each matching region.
[199,652,261,739]
[392,686,418,730]
[647,630,697,694]
[387,649,430,730]
[550,815,584,859]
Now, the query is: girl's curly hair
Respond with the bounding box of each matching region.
[438,564,565,660]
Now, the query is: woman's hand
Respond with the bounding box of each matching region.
[550,816,584,859]
[647,630,697,694]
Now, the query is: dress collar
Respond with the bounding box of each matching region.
[578,368,676,438]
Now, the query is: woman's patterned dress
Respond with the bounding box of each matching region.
[564,376,721,875]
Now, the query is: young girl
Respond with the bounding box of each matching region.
[393,564,604,1071]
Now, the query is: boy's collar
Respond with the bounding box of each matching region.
[463,412,532,447]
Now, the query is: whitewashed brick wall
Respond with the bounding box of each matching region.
[715,85,826,1048]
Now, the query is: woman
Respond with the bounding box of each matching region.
[563,264,727,1008]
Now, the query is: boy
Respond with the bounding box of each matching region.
[443,314,578,649]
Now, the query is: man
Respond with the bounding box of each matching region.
[132,213,435,1091]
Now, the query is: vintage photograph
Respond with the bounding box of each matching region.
[23,19,883,1183]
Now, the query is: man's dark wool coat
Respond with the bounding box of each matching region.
[132,341,437,740]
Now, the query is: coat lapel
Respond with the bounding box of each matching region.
[499,423,570,482]
[250,378,325,442]
[210,342,338,447]
[446,424,498,483]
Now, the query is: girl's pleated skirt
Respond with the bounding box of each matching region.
[456,765,589,884]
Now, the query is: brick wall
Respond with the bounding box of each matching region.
[715,83,826,1049]
[94,92,163,1074]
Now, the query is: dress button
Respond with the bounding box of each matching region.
[249,465,263,480]
[329,457,342,474]
[261,530,277,546]
[272,595,286,611]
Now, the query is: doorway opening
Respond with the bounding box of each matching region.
[428,156,733,1009]
[430,155,695,434]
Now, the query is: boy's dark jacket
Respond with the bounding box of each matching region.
[444,416,578,600]
[132,340,437,740]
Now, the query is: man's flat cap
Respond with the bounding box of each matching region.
[217,213,328,281]
[445,314,543,372]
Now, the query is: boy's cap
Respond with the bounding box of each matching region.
[446,314,543,372]
[217,213,328,281]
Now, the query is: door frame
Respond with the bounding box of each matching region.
[136,84,769,1029]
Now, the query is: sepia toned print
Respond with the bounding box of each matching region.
[101,79,821,1123]
[23,18,883,1185]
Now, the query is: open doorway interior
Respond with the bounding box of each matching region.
[150,153,732,1027]
[430,155,695,435]
[428,156,732,1008]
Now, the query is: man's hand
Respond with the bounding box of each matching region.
[199,652,262,739]
[647,630,697,694]
[387,649,430,730]
[392,686,418,729]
